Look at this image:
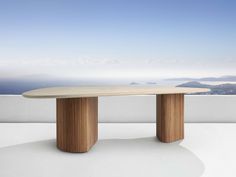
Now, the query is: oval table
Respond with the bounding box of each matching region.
[23,86,209,153]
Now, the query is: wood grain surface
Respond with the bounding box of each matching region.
[56,97,98,152]
[156,94,184,143]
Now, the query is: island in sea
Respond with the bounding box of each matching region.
[169,75,236,95]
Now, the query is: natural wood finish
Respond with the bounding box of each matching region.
[23,86,209,98]
[56,97,98,152]
[156,94,184,143]
[22,86,209,152]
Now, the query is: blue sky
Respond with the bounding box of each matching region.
[0,0,235,80]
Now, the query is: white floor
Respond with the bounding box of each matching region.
[0,123,235,177]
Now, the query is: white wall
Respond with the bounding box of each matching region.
[0,95,235,123]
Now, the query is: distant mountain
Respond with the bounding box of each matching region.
[178,81,210,88]
[177,81,236,95]
[146,81,157,85]
[130,82,140,85]
[129,81,157,85]
[166,75,236,82]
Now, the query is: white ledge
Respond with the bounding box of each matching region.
[0,95,235,123]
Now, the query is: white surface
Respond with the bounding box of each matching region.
[0,123,235,177]
[23,86,209,98]
[0,95,236,122]
[0,95,55,122]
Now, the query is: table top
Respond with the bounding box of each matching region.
[22,86,210,99]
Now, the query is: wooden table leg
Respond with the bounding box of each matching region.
[156,94,184,143]
[56,97,98,152]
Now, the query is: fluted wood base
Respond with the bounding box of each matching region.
[156,94,184,143]
[56,97,98,152]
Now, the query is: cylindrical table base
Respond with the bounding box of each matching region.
[56,97,98,152]
[156,94,184,143]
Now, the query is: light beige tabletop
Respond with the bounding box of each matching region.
[22,86,210,99]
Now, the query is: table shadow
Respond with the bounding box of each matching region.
[0,137,204,177]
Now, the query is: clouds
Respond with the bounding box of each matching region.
[0,57,121,79]
[0,56,236,80]
[0,0,235,81]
